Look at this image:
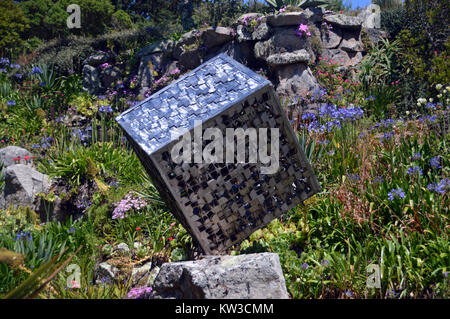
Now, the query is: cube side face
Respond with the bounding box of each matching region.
[151,85,321,254]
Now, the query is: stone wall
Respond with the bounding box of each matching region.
[82,8,387,114]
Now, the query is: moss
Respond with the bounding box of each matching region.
[311,35,323,59]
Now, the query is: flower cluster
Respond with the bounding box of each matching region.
[427,179,449,194]
[296,24,311,37]
[98,105,113,113]
[300,103,363,134]
[112,192,147,219]
[407,166,423,176]
[127,286,152,299]
[15,231,32,241]
[387,188,405,201]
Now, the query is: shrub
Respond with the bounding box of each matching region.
[0,0,30,57]
[111,10,134,30]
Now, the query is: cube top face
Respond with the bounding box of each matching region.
[116,53,270,155]
[116,54,321,254]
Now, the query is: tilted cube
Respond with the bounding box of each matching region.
[116,54,320,254]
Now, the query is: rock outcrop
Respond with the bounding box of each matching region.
[149,253,289,299]
[0,164,50,210]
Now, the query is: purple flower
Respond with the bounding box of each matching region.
[301,113,316,121]
[127,286,152,299]
[112,192,147,219]
[301,263,309,270]
[427,179,449,194]
[388,188,405,201]
[14,73,22,79]
[99,105,113,113]
[430,156,442,169]
[407,166,422,176]
[31,66,42,75]
[412,153,422,161]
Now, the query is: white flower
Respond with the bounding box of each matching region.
[446,86,450,91]
[417,98,427,104]
[437,94,442,99]
[436,84,443,90]
[444,89,448,94]
[417,103,421,106]
[429,98,433,103]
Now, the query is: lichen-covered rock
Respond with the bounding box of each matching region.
[266,50,311,67]
[252,22,272,41]
[324,14,363,29]
[340,30,364,52]
[358,4,381,29]
[82,65,101,94]
[266,11,312,27]
[94,262,120,285]
[149,253,289,299]
[83,54,109,67]
[100,65,121,88]
[0,146,32,168]
[115,243,131,255]
[320,26,343,49]
[0,164,50,210]
[254,28,309,61]
[236,25,253,42]
[130,261,153,287]
[202,27,235,49]
[322,48,363,67]
[275,63,320,97]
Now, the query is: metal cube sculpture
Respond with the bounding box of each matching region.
[116,54,320,254]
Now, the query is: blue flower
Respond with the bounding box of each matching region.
[7,100,16,106]
[31,66,42,75]
[347,173,360,181]
[345,290,353,298]
[301,113,316,121]
[14,73,22,79]
[0,57,10,65]
[99,105,113,113]
[373,176,384,183]
[430,156,442,169]
[407,166,422,176]
[412,153,422,161]
[321,259,329,267]
[365,96,375,101]
[301,263,309,270]
[425,102,436,109]
[427,179,449,194]
[388,188,405,201]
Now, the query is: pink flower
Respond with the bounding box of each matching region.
[298,24,309,32]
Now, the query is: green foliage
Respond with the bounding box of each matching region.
[380,6,407,38]
[0,0,29,56]
[371,0,402,10]
[42,141,145,187]
[19,0,67,40]
[111,10,134,30]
